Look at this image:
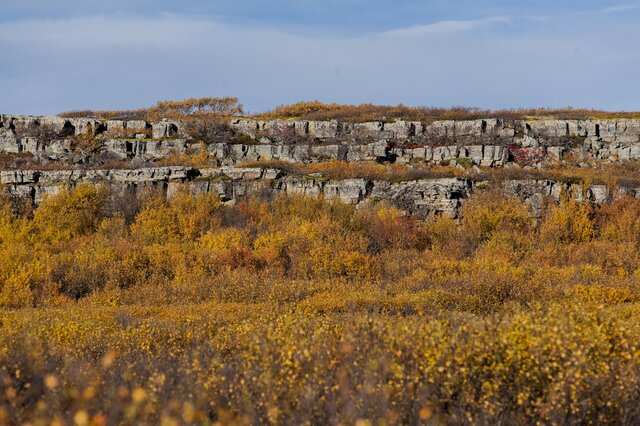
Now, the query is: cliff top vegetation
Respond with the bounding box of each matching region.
[59,98,640,123]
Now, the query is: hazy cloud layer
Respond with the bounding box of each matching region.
[0,3,639,114]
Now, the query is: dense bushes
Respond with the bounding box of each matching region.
[4,183,640,308]
[4,187,640,423]
[4,304,640,425]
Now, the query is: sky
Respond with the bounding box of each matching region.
[1,0,639,115]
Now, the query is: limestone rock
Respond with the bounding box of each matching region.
[324,179,370,204]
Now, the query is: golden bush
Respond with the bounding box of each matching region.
[540,197,595,243]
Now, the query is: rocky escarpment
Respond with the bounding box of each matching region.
[226,117,640,166]
[0,114,187,166]
[2,165,633,218]
[3,113,640,218]
[2,114,640,168]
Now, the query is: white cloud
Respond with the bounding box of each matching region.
[602,3,640,13]
[381,16,511,38]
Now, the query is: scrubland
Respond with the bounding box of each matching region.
[3,185,640,424]
[59,97,640,123]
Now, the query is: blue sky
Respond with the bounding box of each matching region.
[1,1,639,114]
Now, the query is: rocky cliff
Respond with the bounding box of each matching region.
[2,114,640,167]
[2,113,640,217]
[1,164,633,218]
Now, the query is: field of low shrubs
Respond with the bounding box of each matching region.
[3,186,640,424]
[253,101,640,122]
[59,97,640,123]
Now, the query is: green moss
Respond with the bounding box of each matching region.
[455,157,474,169]
[194,175,232,182]
[305,174,329,182]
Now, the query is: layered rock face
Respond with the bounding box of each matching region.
[2,113,640,218]
[224,117,640,166]
[2,114,640,167]
[0,114,186,165]
[2,165,635,218]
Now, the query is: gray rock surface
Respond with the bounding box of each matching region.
[3,114,640,168]
[2,113,640,218]
[2,164,632,219]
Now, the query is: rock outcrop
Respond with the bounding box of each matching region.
[2,165,636,218]
[3,113,640,218]
[2,114,640,168]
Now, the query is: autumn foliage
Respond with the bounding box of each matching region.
[4,187,640,423]
[60,98,640,123]
[60,97,244,122]
[254,101,640,122]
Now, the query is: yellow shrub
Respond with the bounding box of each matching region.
[0,270,34,308]
[461,190,533,244]
[540,198,594,243]
[131,197,180,244]
[0,260,52,308]
[197,228,253,271]
[253,232,290,272]
[356,203,417,251]
[168,190,221,240]
[34,185,108,243]
[596,197,640,244]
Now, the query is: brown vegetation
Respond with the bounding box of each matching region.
[253,101,640,122]
[3,187,640,423]
[239,160,463,182]
[61,98,640,124]
[60,97,244,122]
[240,159,640,188]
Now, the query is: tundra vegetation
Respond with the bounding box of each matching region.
[60,98,640,123]
[2,98,640,424]
[3,184,640,424]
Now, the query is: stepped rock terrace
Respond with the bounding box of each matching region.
[2,113,640,216]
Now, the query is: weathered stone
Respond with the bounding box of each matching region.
[1,114,640,168]
[324,179,369,204]
[152,121,179,139]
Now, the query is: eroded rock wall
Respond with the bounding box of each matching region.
[2,165,635,218]
[2,113,640,218]
[227,117,640,166]
[2,114,640,167]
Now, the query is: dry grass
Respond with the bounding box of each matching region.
[253,101,640,123]
[59,97,243,122]
[60,99,640,123]
[3,189,640,423]
[239,160,464,182]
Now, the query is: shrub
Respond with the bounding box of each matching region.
[59,97,244,122]
[34,185,109,243]
[253,101,640,122]
[61,99,640,123]
[540,198,594,243]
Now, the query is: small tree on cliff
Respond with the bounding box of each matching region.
[148,97,243,144]
[147,97,244,121]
